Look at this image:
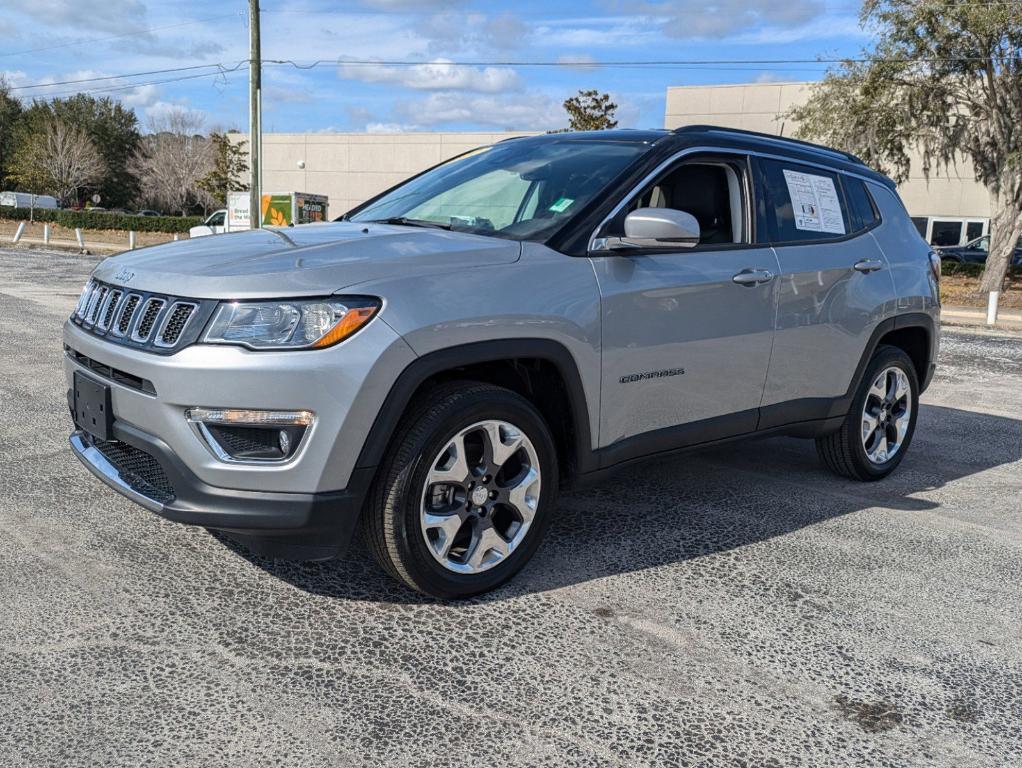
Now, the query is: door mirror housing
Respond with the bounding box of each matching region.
[592,208,701,253]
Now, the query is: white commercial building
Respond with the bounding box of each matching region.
[251,82,990,248]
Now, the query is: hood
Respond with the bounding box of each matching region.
[92,222,522,298]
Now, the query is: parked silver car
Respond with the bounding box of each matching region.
[64,127,940,598]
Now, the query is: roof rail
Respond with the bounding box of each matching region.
[672,124,865,165]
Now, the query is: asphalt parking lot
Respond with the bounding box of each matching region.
[1,246,1020,767]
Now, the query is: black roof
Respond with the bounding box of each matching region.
[508,125,895,189]
[502,129,669,145]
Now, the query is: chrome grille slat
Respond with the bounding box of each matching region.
[74,280,94,319]
[97,289,123,331]
[87,286,108,325]
[82,284,102,322]
[114,294,141,337]
[131,298,166,343]
[154,302,197,348]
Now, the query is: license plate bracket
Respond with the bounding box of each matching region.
[73,372,113,441]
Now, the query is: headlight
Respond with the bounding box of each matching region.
[202,297,380,350]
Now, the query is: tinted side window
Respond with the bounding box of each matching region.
[758,158,849,243]
[843,177,880,232]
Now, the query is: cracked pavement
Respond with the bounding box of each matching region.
[1,247,1020,767]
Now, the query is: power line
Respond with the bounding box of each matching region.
[9,52,1015,96]
[8,62,247,91]
[26,69,246,101]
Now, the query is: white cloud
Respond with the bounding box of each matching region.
[338,58,521,93]
[393,92,565,131]
[143,101,208,129]
[8,0,150,36]
[365,122,421,133]
[732,15,867,44]
[357,0,464,7]
[121,83,160,108]
[419,10,529,54]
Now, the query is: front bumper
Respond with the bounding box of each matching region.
[63,317,415,494]
[69,419,373,559]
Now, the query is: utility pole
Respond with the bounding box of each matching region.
[248,0,262,229]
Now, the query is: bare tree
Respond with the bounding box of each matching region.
[130,108,214,215]
[10,120,105,206]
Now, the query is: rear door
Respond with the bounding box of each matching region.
[753,157,898,426]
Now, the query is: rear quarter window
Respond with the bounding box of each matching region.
[843,177,880,232]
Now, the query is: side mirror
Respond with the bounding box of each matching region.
[592,208,701,253]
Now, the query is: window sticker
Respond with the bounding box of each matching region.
[548,197,574,213]
[782,169,845,235]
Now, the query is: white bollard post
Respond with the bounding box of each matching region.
[129,230,136,250]
[12,221,25,243]
[173,233,179,241]
[75,228,85,252]
[986,291,1000,326]
[43,223,50,245]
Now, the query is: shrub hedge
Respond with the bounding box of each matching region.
[0,206,203,233]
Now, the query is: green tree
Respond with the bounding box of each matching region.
[786,0,1022,295]
[196,132,249,207]
[563,89,618,132]
[0,77,23,189]
[14,94,141,207]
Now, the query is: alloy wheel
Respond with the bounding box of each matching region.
[419,420,541,575]
[861,366,912,465]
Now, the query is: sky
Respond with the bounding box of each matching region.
[0,0,873,134]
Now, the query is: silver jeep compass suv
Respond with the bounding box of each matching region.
[65,127,940,598]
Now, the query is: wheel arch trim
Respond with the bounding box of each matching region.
[353,338,597,476]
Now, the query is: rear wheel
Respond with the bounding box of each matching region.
[365,381,557,598]
[816,345,919,481]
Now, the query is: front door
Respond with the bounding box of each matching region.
[589,154,779,463]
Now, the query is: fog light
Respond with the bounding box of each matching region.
[185,408,313,463]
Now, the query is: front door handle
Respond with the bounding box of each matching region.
[732,268,774,286]
[853,258,884,273]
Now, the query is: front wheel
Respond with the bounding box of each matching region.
[816,345,919,481]
[365,381,558,599]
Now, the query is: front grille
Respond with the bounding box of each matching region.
[92,438,176,504]
[70,280,213,355]
[156,302,196,347]
[132,298,166,342]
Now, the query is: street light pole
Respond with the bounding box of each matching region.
[249,0,262,230]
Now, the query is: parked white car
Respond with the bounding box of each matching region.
[189,209,227,238]
[0,191,59,209]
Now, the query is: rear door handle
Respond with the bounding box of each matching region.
[732,268,774,286]
[853,259,884,273]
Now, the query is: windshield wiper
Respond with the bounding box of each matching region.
[365,216,451,230]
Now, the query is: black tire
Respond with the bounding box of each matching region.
[365,381,558,599]
[816,345,920,481]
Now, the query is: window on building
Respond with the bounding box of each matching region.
[911,217,928,238]
[930,220,964,247]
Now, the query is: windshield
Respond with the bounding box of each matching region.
[347,139,650,241]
